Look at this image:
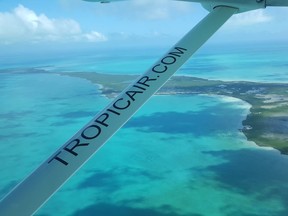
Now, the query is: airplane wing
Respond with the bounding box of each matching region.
[83,0,125,3]
[83,0,288,11]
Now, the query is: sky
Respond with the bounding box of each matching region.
[0,0,288,52]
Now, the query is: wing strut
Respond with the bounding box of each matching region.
[0,6,237,216]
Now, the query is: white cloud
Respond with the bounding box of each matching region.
[74,0,194,21]
[210,9,282,44]
[84,31,108,42]
[228,10,272,26]
[128,0,194,20]
[0,5,107,45]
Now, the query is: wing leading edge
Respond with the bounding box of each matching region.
[83,0,125,3]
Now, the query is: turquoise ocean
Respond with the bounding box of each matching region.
[1,43,288,216]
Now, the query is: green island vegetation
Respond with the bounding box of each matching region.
[62,72,288,154]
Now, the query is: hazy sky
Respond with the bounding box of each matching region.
[0,0,288,51]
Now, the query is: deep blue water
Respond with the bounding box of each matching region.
[0,43,288,216]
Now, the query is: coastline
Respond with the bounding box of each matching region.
[60,72,288,155]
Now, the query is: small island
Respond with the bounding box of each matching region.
[61,72,288,154]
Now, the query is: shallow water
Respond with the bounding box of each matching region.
[1,44,288,215]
